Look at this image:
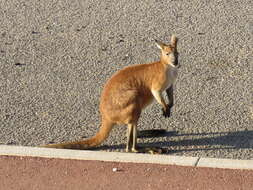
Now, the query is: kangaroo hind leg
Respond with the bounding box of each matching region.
[126,123,138,153]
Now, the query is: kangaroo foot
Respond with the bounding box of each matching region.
[126,146,166,154]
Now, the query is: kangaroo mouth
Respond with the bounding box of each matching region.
[173,62,180,68]
[173,58,179,67]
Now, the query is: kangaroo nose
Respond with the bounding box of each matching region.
[174,58,178,66]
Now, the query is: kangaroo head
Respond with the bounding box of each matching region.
[155,35,179,67]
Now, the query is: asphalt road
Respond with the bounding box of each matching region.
[1,156,253,190]
[0,0,252,159]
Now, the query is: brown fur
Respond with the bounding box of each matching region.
[41,35,179,152]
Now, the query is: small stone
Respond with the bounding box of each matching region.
[31,31,39,34]
[112,168,118,172]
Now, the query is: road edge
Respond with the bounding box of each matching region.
[0,145,252,170]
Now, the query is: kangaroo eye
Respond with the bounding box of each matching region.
[166,52,171,56]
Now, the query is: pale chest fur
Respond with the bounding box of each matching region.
[162,66,178,91]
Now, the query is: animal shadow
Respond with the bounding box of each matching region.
[94,130,253,154]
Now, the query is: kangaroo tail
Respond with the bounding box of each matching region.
[41,120,113,150]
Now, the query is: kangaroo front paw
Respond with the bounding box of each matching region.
[162,108,171,118]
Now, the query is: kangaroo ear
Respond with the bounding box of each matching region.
[155,40,165,50]
[171,35,177,48]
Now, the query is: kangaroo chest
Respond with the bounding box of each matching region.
[163,67,178,90]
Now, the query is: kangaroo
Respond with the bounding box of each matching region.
[42,35,179,153]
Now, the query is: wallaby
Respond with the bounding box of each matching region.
[42,35,179,153]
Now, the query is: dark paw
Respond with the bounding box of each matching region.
[162,108,171,118]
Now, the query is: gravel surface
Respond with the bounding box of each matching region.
[0,0,252,159]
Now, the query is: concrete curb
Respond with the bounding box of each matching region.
[198,157,253,170]
[0,145,252,170]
